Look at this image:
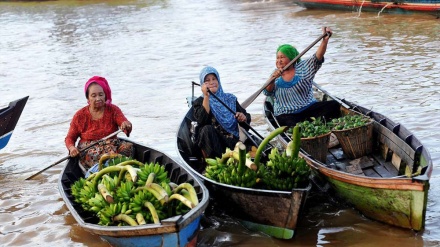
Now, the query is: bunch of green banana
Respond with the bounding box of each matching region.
[71,177,86,202]
[136,162,169,187]
[87,193,108,213]
[260,126,311,190]
[204,157,257,188]
[116,180,135,203]
[77,179,98,211]
[204,157,226,181]
[129,189,165,224]
[97,201,134,226]
[262,148,311,190]
[71,155,200,226]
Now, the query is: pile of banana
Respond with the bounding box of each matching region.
[204,142,258,188]
[261,147,310,190]
[71,154,199,226]
[203,125,311,191]
[204,154,257,188]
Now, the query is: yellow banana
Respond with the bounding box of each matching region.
[136,186,167,205]
[144,201,160,224]
[99,153,122,170]
[169,194,195,209]
[145,173,155,186]
[148,183,169,204]
[113,214,138,226]
[172,183,198,206]
[124,165,138,183]
[136,212,146,225]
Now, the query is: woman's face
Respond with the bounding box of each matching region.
[87,83,106,109]
[204,74,219,94]
[276,51,291,69]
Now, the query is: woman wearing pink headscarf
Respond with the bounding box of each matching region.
[65,76,133,169]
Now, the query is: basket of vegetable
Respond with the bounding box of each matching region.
[331,114,373,159]
[295,117,332,163]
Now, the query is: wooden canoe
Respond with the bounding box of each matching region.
[58,138,210,247]
[175,95,311,239]
[0,96,28,150]
[292,0,440,17]
[263,83,433,231]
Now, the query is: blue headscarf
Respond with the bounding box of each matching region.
[199,66,239,138]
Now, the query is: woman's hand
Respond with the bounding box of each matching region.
[201,83,210,97]
[235,112,247,123]
[271,69,283,78]
[121,121,132,137]
[69,146,80,157]
[323,26,332,40]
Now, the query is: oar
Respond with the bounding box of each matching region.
[24,129,122,180]
[241,32,331,109]
[192,81,267,141]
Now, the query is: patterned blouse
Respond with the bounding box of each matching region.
[263,54,324,116]
[65,104,128,149]
[193,96,250,139]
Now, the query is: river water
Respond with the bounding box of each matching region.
[0,0,439,246]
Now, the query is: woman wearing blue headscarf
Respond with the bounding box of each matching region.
[193,66,251,158]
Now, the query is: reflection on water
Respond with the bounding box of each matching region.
[0,0,439,246]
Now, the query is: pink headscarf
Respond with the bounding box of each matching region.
[84,76,112,104]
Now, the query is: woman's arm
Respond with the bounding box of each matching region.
[111,104,131,136]
[315,27,332,61]
[236,101,251,130]
[65,113,81,156]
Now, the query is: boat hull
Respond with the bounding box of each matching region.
[263,86,432,231]
[176,106,311,239]
[0,96,28,150]
[292,0,440,17]
[58,138,209,247]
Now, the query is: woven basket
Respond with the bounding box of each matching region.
[301,132,331,163]
[332,121,373,159]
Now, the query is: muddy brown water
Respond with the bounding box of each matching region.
[1,0,439,246]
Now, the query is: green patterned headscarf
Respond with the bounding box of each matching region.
[277,44,300,63]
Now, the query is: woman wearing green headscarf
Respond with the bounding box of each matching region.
[263,27,340,127]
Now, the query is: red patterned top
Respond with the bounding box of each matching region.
[65,104,128,149]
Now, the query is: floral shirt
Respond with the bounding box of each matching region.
[65,104,127,149]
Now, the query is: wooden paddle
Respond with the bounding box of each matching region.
[241,32,331,109]
[24,129,122,180]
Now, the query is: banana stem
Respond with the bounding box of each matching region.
[91,166,123,185]
[136,213,147,225]
[98,183,114,203]
[98,153,122,171]
[254,126,288,167]
[172,183,198,206]
[291,125,301,158]
[236,142,246,175]
[113,214,138,226]
[115,160,145,167]
[144,201,160,224]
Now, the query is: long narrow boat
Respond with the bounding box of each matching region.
[292,0,440,17]
[0,96,29,150]
[175,94,311,239]
[263,83,433,231]
[58,138,209,247]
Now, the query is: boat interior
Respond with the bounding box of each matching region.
[263,88,431,180]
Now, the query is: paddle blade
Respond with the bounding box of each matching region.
[241,88,263,109]
[241,77,275,109]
